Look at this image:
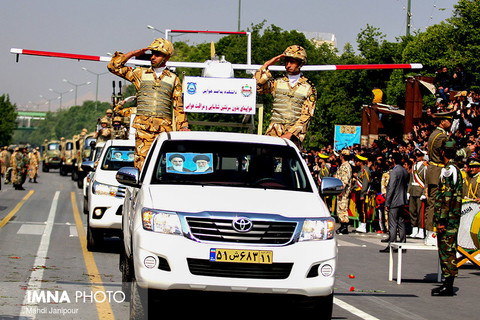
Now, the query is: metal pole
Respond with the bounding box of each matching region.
[238,0,241,32]
[95,74,99,112]
[406,0,412,36]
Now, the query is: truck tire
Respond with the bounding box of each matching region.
[86,219,103,251]
[120,246,133,302]
[130,278,148,320]
[298,293,333,318]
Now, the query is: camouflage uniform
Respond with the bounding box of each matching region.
[254,46,317,148]
[0,146,10,176]
[108,41,187,171]
[335,160,353,223]
[354,162,371,224]
[111,116,127,140]
[28,149,40,182]
[94,118,112,143]
[12,149,28,189]
[434,160,463,280]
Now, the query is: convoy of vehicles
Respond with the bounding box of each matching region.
[116,131,342,318]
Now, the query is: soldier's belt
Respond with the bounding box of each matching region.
[429,161,445,167]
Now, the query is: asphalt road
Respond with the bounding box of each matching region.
[1,170,479,319]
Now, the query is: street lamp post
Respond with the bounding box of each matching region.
[39,95,60,112]
[48,88,73,110]
[81,67,109,112]
[62,79,92,106]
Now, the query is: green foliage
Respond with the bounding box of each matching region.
[0,94,18,146]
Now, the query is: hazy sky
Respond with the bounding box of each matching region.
[1,0,456,112]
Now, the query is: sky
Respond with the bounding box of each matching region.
[1,0,456,112]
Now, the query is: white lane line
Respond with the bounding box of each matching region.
[334,297,380,320]
[19,191,60,319]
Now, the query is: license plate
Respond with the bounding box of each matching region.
[210,248,273,264]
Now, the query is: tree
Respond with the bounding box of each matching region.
[0,94,18,146]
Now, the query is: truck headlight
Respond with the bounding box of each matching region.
[299,217,335,241]
[92,181,119,196]
[142,208,182,235]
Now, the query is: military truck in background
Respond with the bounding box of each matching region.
[42,140,61,172]
[72,132,96,188]
[59,138,75,176]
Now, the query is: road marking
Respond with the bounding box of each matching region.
[0,190,34,229]
[20,190,59,319]
[17,224,45,235]
[69,225,78,237]
[71,191,114,320]
[334,297,380,320]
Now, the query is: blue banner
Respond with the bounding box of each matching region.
[334,125,361,151]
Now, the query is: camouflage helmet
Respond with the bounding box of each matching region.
[106,109,113,114]
[113,116,122,123]
[147,38,174,57]
[100,117,110,124]
[283,45,307,65]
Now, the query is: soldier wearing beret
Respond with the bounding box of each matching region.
[108,38,189,171]
[254,45,317,149]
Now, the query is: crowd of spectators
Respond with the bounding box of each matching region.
[302,66,480,233]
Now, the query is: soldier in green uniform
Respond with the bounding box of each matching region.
[432,139,463,296]
[425,112,453,245]
[254,45,317,149]
[335,149,353,234]
[108,38,189,171]
[353,154,371,233]
[466,157,480,199]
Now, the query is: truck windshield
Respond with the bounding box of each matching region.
[151,140,312,192]
[101,146,135,171]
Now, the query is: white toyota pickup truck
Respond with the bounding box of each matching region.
[116,131,343,319]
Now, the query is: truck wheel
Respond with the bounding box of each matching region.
[130,278,148,320]
[83,197,88,215]
[72,169,78,181]
[86,219,103,251]
[43,162,49,172]
[77,177,84,189]
[120,244,133,302]
[60,166,66,176]
[298,293,333,318]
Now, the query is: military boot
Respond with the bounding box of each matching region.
[336,223,349,235]
[431,277,455,296]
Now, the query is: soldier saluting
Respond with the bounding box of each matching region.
[254,45,317,148]
[108,38,189,170]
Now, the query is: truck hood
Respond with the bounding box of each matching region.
[144,185,330,218]
[93,170,119,186]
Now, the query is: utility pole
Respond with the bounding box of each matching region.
[406,0,412,36]
[237,0,241,32]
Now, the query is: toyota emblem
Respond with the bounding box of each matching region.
[232,217,253,232]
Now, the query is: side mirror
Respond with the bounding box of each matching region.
[81,160,96,173]
[320,177,344,196]
[116,167,141,188]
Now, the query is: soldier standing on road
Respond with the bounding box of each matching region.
[0,146,10,178]
[254,45,317,149]
[408,149,427,239]
[353,154,371,233]
[12,147,28,190]
[432,139,463,296]
[108,38,189,171]
[28,148,39,183]
[335,149,353,234]
[425,112,453,245]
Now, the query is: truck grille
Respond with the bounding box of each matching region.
[186,217,297,245]
[187,258,293,279]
